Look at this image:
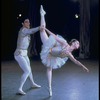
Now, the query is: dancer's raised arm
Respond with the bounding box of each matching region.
[45,28,68,46]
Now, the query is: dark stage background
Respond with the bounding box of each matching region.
[1,0,99,60]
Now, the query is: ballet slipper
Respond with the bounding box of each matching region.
[48,87,52,96]
[31,83,41,88]
[16,90,26,95]
[40,5,46,16]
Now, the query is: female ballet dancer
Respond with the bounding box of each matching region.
[40,5,89,96]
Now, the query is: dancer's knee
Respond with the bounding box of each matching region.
[47,67,52,72]
[24,69,31,76]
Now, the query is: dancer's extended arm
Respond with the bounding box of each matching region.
[45,28,68,46]
[23,26,43,36]
[68,53,89,72]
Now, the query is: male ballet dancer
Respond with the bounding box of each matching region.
[14,18,43,95]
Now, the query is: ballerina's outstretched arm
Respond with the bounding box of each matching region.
[68,53,89,72]
[45,28,68,46]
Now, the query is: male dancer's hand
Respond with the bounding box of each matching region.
[39,25,45,31]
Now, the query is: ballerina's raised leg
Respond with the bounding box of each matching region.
[40,5,52,96]
[40,5,48,43]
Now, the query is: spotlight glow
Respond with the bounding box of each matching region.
[19,14,22,17]
[75,14,79,18]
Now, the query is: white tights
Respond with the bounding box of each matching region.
[15,55,35,91]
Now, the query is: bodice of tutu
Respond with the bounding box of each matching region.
[50,45,68,58]
[50,41,62,56]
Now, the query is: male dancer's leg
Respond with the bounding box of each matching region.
[15,55,31,95]
[25,56,41,88]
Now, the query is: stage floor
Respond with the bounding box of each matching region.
[1,59,99,100]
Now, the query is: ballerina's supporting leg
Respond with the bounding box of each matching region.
[47,67,52,96]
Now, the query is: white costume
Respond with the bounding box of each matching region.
[14,27,40,94]
[39,5,69,96]
[40,34,68,69]
[14,27,39,56]
[39,5,89,97]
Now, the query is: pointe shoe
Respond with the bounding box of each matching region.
[40,5,46,16]
[49,87,52,96]
[31,83,41,88]
[16,90,26,95]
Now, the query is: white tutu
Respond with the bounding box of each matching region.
[40,35,68,69]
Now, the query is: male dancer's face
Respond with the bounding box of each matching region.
[22,19,30,29]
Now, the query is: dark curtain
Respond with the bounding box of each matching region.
[28,0,38,57]
[79,0,90,58]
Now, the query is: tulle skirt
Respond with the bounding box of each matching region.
[40,35,68,69]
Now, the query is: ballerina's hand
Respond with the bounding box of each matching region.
[82,66,89,72]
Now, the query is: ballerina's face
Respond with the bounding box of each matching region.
[72,41,80,49]
[22,19,30,29]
